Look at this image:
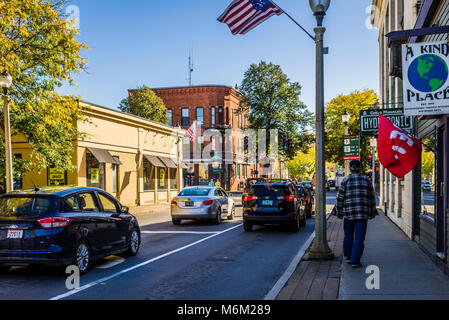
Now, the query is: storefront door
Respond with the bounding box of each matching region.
[436,125,446,258]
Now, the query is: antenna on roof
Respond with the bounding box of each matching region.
[188,47,194,86]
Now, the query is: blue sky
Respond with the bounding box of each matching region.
[59,0,380,114]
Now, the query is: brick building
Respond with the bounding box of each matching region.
[143,85,256,191]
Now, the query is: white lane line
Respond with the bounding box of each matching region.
[94,256,125,269]
[141,231,219,235]
[264,231,315,300]
[49,223,242,300]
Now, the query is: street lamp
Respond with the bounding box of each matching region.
[342,110,350,176]
[308,0,334,261]
[0,70,14,193]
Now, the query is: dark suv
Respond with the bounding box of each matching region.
[242,181,306,232]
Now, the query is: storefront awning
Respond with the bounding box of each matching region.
[88,147,122,165]
[159,157,177,169]
[143,154,166,167]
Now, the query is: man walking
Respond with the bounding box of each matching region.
[335,160,377,268]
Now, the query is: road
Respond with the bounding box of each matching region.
[0,193,328,300]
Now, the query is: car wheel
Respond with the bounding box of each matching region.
[289,213,300,232]
[73,241,91,274]
[213,207,222,225]
[306,205,312,219]
[125,228,140,256]
[243,220,253,232]
[228,205,235,220]
[299,210,307,227]
[172,218,181,225]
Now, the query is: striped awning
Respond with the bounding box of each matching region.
[143,154,165,167]
[159,157,177,169]
[88,148,122,165]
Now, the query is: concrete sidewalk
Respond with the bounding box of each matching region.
[277,211,449,300]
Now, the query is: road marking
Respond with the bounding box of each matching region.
[49,223,242,300]
[141,231,219,235]
[94,256,125,269]
[264,231,315,300]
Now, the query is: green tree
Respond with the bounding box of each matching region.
[324,89,378,172]
[238,61,314,159]
[287,148,315,181]
[421,150,435,180]
[0,0,88,186]
[120,86,168,124]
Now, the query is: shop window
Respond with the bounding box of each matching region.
[421,131,436,218]
[86,152,105,190]
[198,164,209,185]
[143,159,155,191]
[158,167,168,190]
[47,167,68,186]
[170,168,178,189]
[166,109,173,126]
[112,164,118,193]
[182,108,189,126]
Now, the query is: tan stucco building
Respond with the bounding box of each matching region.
[11,101,185,207]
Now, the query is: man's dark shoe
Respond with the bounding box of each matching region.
[351,263,362,268]
[345,256,351,261]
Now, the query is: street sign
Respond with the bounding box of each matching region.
[360,108,412,136]
[343,136,360,161]
[402,41,449,116]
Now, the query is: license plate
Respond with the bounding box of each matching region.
[262,200,273,206]
[185,201,194,207]
[7,230,23,239]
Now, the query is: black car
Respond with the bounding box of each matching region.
[295,184,314,219]
[242,181,306,232]
[0,187,140,274]
[328,179,336,188]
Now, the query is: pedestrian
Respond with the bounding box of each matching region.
[334,160,377,268]
[215,180,221,187]
[208,179,214,186]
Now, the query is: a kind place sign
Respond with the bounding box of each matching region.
[402,41,449,116]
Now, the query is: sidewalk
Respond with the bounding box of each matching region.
[277,211,449,300]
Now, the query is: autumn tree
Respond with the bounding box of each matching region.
[324,89,378,172]
[120,86,168,124]
[238,61,314,159]
[0,0,88,188]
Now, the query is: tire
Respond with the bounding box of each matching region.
[172,218,181,225]
[125,228,140,256]
[243,220,253,232]
[213,207,222,225]
[299,210,307,227]
[306,205,312,219]
[289,213,300,232]
[228,206,235,220]
[73,241,91,274]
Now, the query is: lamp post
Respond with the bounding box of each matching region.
[370,137,377,193]
[0,71,13,193]
[342,109,350,176]
[308,0,334,261]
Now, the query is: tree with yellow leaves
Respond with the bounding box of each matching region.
[0,0,88,188]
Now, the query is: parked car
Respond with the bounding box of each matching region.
[422,180,432,192]
[328,179,336,188]
[242,181,306,232]
[241,178,267,203]
[324,180,330,191]
[0,187,140,274]
[296,184,314,219]
[171,186,235,225]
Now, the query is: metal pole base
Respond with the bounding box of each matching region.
[308,241,334,261]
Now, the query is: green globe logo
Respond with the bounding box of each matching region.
[408,54,449,92]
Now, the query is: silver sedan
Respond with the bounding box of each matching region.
[170,186,235,225]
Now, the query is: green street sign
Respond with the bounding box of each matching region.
[343,136,360,161]
[360,108,412,136]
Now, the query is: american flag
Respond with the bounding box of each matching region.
[218,0,283,35]
[187,120,199,142]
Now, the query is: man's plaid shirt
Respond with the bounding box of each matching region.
[336,173,377,220]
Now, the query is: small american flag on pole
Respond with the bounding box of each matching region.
[218,0,283,35]
[187,121,199,142]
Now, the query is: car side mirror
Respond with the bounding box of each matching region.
[121,206,129,214]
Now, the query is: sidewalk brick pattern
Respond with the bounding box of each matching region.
[276,216,344,300]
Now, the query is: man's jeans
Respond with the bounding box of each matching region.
[343,219,368,264]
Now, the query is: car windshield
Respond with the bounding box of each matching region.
[252,185,289,197]
[0,196,56,217]
[178,188,211,197]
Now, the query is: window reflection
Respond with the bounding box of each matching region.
[421,131,435,217]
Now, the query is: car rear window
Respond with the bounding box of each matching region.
[0,196,56,217]
[252,185,289,197]
[178,188,211,197]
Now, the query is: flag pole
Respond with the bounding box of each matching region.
[270,0,316,41]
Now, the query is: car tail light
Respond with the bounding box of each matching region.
[282,195,295,202]
[264,184,273,187]
[202,200,214,205]
[243,196,258,202]
[37,217,71,230]
[304,197,308,201]
[171,200,177,206]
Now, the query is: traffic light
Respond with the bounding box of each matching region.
[283,137,293,151]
